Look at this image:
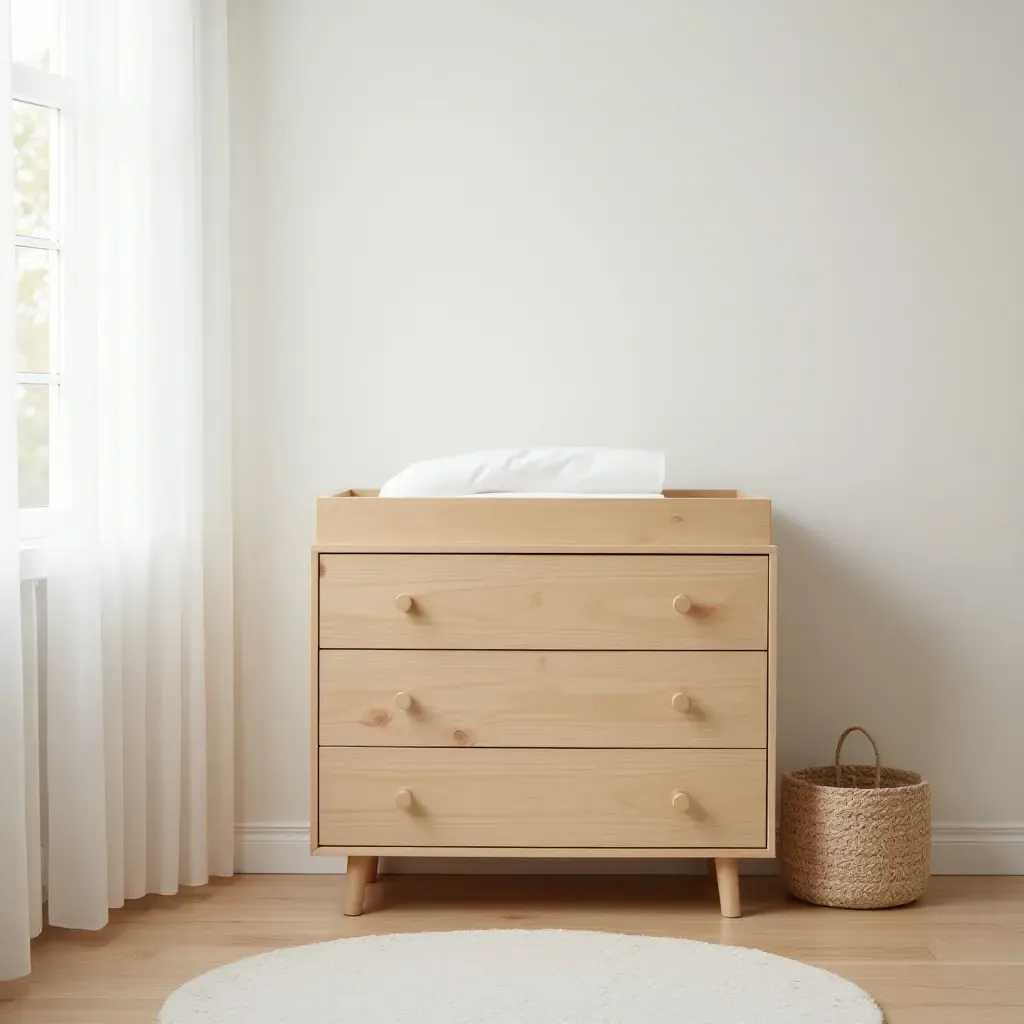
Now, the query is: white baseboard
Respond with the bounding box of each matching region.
[234,824,347,874]
[235,822,1024,876]
[929,824,1024,874]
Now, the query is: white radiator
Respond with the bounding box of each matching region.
[20,577,46,924]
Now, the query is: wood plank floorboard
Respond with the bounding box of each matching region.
[2,875,1022,1022]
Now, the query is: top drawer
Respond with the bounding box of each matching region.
[318,554,768,651]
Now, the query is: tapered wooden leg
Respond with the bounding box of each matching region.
[344,856,374,916]
[714,857,741,918]
[367,856,379,883]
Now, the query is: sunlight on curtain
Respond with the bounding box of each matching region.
[1,2,34,985]
[1,0,233,979]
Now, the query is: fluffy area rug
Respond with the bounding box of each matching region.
[159,928,883,1023]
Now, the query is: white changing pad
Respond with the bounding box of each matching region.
[468,492,663,499]
[380,447,666,498]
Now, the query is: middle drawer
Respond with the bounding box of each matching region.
[319,650,767,748]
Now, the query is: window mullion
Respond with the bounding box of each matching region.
[15,234,59,251]
[12,64,67,110]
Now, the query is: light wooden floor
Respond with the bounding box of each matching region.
[1,874,1022,1022]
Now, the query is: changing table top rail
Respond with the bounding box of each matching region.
[316,490,771,552]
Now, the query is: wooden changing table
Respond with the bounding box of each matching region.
[311,490,776,917]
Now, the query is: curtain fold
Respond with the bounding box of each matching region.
[1,0,233,978]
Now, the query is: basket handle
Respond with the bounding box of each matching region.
[834,726,881,789]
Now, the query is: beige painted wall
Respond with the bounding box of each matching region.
[228,0,1024,867]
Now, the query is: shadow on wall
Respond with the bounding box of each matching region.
[773,514,949,797]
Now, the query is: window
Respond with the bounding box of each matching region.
[12,0,64,534]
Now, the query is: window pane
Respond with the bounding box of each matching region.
[15,247,51,372]
[17,383,50,508]
[13,100,52,240]
[11,0,58,72]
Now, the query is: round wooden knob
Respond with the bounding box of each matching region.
[671,790,691,812]
[671,692,691,712]
[395,593,414,613]
[672,594,693,615]
[394,691,413,711]
[394,789,413,810]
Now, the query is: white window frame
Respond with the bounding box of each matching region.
[13,56,68,542]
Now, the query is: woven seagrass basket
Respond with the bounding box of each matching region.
[780,726,931,909]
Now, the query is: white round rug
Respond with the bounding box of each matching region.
[159,929,882,1023]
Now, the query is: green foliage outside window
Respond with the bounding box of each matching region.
[14,98,52,509]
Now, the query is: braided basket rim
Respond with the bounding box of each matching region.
[783,764,928,794]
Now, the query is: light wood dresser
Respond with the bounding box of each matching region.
[311,490,776,917]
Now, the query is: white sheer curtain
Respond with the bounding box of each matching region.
[1,2,33,984]
[1,0,233,980]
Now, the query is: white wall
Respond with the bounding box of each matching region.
[229,0,1024,871]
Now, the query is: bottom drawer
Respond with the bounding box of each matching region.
[318,748,766,849]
